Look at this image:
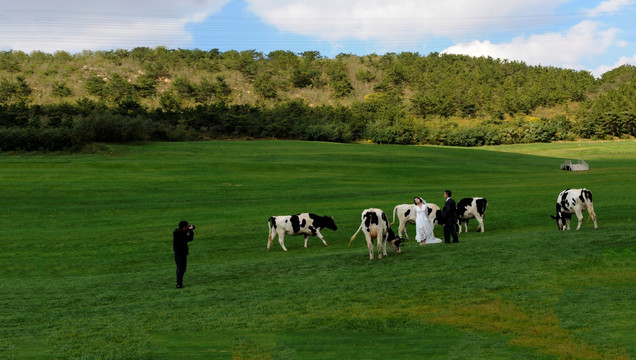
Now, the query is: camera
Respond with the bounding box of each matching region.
[189,225,196,230]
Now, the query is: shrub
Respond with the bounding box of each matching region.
[254,73,278,99]
[52,82,73,98]
[74,114,152,143]
[355,69,376,82]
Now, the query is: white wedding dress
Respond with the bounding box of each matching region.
[415,202,442,245]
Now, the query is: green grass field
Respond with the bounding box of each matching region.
[1,140,635,359]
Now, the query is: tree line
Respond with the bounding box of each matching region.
[0,48,634,151]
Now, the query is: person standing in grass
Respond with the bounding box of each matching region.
[173,220,195,289]
[442,190,459,243]
[414,196,442,245]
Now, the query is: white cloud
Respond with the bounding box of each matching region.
[442,21,619,70]
[592,54,636,77]
[245,0,567,45]
[586,0,634,17]
[0,0,230,52]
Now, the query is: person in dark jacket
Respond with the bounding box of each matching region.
[173,220,194,288]
[442,190,459,243]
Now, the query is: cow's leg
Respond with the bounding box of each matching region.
[304,234,309,248]
[575,209,584,231]
[565,217,571,231]
[474,213,484,232]
[365,235,375,260]
[267,231,276,251]
[590,211,598,230]
[278,232,288,251]
[457,220,465,234]
[314,229,328,247]
[399,221,410,240]
[378,230,385,259]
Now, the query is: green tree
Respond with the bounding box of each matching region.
[159,91,182,112]
[52,81,73,98]
[103,74,136,104]
[355,69,376,82]
[172,77,196,99]
[328,61,354,98]
[254,73,278,99]
[267,50,299,71]
[85,75,107,97]
[135,74,157,98]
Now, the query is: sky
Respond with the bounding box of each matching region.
[1,0,635,77]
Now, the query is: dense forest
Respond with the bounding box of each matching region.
[0,48,634,151]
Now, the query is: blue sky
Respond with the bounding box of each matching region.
[1,0,635,76]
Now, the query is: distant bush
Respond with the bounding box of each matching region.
[253,73,278,99]
[0,127,75,151]
[52,81,73,98]
[355,69,376,82]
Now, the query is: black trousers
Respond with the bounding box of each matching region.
[175,254,188,285]
[444,222,459,243]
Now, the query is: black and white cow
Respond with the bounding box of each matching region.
[456,197,488,233]
[349,208,404,260]
[551,188,598,231]
[391,203,442,240]
[267,213,337,251]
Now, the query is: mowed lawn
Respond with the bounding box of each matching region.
[1,140,634,359]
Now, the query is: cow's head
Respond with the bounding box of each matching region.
[323,216,338,231]
[387,227,404,253]
[551,204,566,230]
[550,214,564,230]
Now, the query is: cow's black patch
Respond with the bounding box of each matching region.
[582,189,593,203]
[381,212,389,227]
[290,215,301,233]
[364,211,379,228]
[434,209,443,225]
[268,216,277,229]
[475,198,487,215]
[308,213,338,231]
[560,190,570,209]
[300,218,307,228]
[456,198,472,217]
[308,226,317,236]
[404,209,411,217]
[387,226,397,241]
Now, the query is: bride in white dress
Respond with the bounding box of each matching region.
[414,197,443,245]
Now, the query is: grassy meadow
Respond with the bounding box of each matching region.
[1,140,635,359]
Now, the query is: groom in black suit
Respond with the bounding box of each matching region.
[442,190,459,243]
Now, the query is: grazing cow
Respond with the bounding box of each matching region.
[391,203,442,240]
[349,208,404,260]
[456,197,488,233]
[551,188,598,231]
[267,213,337,251]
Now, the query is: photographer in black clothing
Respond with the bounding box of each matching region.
[173,221,194,289]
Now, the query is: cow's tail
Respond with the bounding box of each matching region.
[391,205,398,225]
[349,224,363,247]
[583,190,597,223]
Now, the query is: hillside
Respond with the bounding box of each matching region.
[0,49,634,150]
